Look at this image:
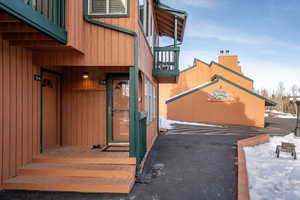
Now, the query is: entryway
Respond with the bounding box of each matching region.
[107,75,130,146]
[41,69,62,152]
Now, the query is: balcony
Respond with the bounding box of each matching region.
[0,0,67,44]
[153,46,180,83]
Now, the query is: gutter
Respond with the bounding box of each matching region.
[84,16,140,160]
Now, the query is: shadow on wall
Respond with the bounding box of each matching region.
[170,73,190,97]
[167,89,260,127]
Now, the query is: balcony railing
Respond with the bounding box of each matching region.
[153,46,180,83]
[136,112,147,175]
[0,0,67,43]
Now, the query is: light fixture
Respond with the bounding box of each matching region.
[82,72,89,79]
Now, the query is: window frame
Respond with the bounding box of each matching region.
[144,76,157,125]
[87,0,130,18]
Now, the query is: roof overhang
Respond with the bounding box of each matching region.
[153,0,188,42]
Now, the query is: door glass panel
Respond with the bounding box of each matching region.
[112,79,130,142]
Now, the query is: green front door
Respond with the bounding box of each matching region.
[107,75,130,145]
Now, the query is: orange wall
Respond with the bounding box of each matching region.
[33,0,137,67]
[218,55,241,73]
[167,79,265,127]
[159,60,211,116]
[147,120,158,151]
[138,25,154,80]
[0,39,41,186]
[159,59,254,116]
[61,69,108,147]
[210,63,253,90]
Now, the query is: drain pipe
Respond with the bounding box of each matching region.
[84,16,140,165]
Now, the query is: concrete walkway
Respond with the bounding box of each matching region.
[0,119,292,200]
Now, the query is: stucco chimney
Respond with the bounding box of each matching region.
[218,54,242,73]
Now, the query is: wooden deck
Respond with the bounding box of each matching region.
[3,147,136,194]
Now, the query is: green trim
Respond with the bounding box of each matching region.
[212,75,277,106]
[180,58,205,73]
[84,0,130,18]
[194,58,210,66]
[180,58,254,83]
[84,13,140,161]
[211,61,254,82]
[156,0,188,19]
[106,74,130,144]
[0,0,67,44]
[166,80,219,104]
[84,17,137,36]
[153,69,180,77]
[153,46,180,81]
[154,46,180,51]
[166,75,277,106]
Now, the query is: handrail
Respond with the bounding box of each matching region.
[154,46,180,71]
[23,0,65,29]
[0,0,67,43]
[136,112,147,174]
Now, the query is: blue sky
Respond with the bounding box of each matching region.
[162,0,300,93]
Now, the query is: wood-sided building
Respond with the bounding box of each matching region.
[0,0,187,193]
[160,54,276,128]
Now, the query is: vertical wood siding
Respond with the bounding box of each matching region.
[0,39,40,186]
[65,0,85,52]
[61,69,107,146]
[147,120,158,151]
[138,25,154,80]
[33,0,137,67]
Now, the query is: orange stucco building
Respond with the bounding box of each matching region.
[159,55,276,128]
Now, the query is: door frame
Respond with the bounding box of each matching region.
[40,68,63,153]
[107,74,130,145]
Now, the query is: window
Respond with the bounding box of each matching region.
[139,0,144,24]
[89,0,128,16]
[145,77,157,124]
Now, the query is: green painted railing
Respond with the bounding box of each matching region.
[136,112,147,174]
[24,0,65,28]
[0,0,67,43]
[153,46,180,72]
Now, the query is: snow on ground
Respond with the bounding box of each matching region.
[159,116,222,129]
[244,134,300,200]
[265,110,297,119]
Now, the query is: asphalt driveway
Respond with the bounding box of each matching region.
[0,118,293,200]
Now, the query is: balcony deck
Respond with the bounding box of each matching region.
[153,46,180,83]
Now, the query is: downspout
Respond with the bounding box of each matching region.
[84,16,140,160]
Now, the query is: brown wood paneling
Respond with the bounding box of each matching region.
[0,39,40,185]
[43,72,61,150]
[138,25,154,81]
[32,0,136,67]
[61,69,108,147]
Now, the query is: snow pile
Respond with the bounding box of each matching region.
[265,110,297,119]
[159,116,222,129]
[244,134,300,200]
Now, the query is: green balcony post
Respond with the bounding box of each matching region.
[35,0,38,10]
[61,0,65,28]
[41,0,44,15]
[52,0,57,24]
[0,0,67,44]
[47,0,50,18]
[57,0,61,27]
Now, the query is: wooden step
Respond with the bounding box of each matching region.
[32,156,136,165]
[3,175,135,194]
[18,163,135,179]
